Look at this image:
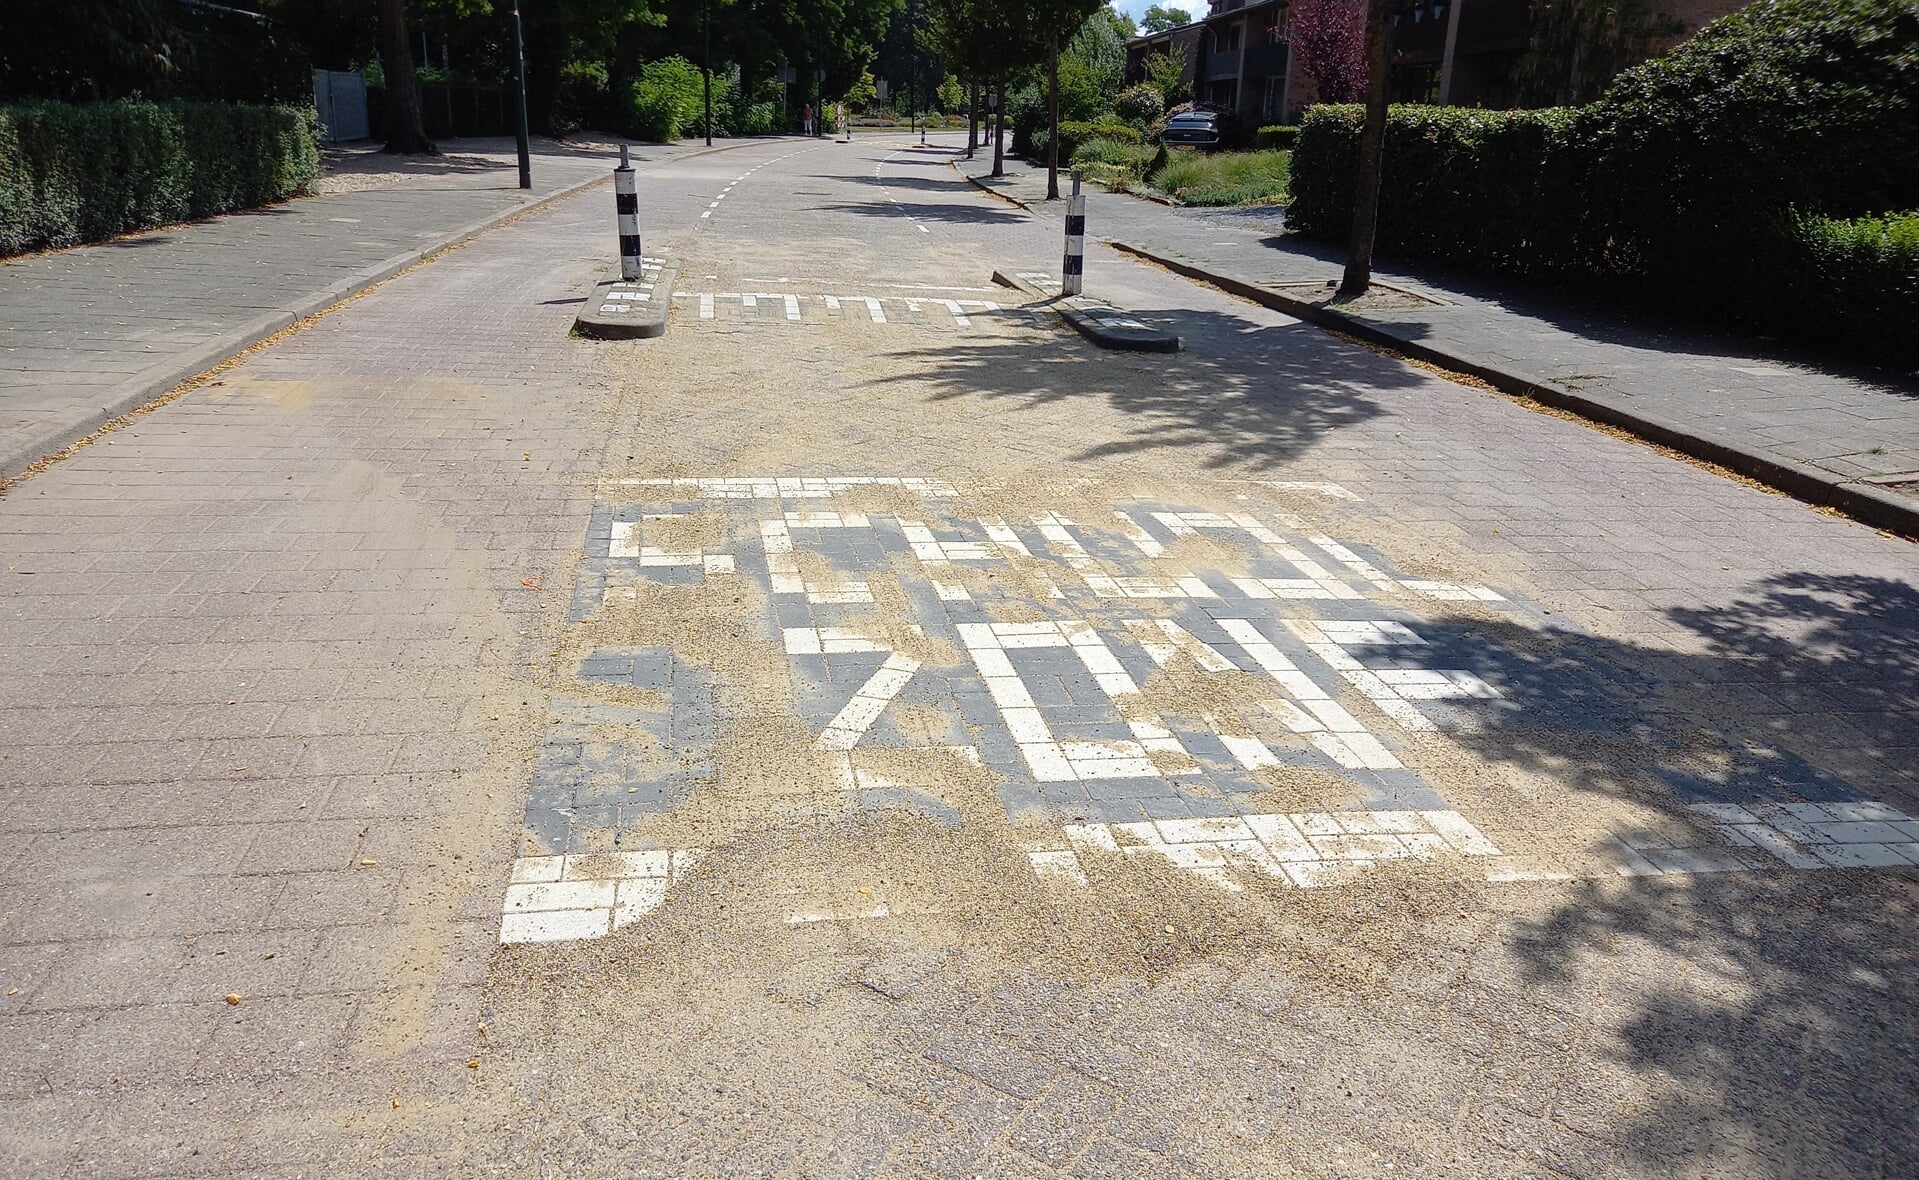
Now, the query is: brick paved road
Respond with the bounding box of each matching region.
[1,133,1915,1177]
[0,135,744,482]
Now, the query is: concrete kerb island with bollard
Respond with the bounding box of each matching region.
[993,171,1179,354]
[987,170,1177,353]
[574,146,681,341]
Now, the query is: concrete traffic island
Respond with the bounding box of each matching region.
[573,256,682,340]
[992,269,1180,353]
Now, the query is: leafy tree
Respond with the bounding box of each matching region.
[0,0,184,100]
[845,68,878,107]
[1291,0,1367,104]
[1066,6,1127,100]
[1036,0,1105,196]
[1515,0,1682,106]
[1138,4,1190,32]
[1140,45,1189,106]
[1,0,308,104]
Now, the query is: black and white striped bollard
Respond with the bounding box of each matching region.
[1062,168,1085,296]
[615,145,642,281]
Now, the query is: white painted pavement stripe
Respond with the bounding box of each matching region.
[819,653,923,751]
[784,294,801,321]
[700,293,714,319]
[864,297,886,323]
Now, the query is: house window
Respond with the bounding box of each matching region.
[1264,75,1287,120]
[1213,23,1241,55]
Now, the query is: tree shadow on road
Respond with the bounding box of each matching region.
[874,302,1416,471]
[1409,570,1919,1174]
[810,200,1025,227]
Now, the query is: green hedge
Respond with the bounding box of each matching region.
[0,100,319,257]
[1254,125,1298,151]
[1285,0,1919,365]
[1749,211,1919,365]
[1288,105,1589,277]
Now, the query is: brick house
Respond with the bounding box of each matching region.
[1123,0,1747,127]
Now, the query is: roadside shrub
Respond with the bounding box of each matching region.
[1071,136,1158,189]
[1036,119,1140,163]
[1748,211,1919,367]
[735,101,780,136]
[1114,83,1165,128]
[0,99,318,256]
[623,56,705,142]
[1285,0,1919,362]
[553,61,609,136]
[1071,136,1153,167]
[1009,85,1046,157]
[1150,148,1292,206]
[1254,124,1298,151]
[1288,104,1587,276]
[1581,0,1919,286]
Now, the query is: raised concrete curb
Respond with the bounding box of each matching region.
[992,269,1180,354]
[0,138,775,486]
[1105,242,1919,541]
[573,257,681,340]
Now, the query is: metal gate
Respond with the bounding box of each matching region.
[311,69,370,143]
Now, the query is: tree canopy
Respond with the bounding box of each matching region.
[1138,4,1190,32]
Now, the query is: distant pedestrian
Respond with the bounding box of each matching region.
[802,104,814,136]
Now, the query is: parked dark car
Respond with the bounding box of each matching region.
[1162,106,1240,151]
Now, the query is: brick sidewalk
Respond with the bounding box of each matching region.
[959,159,1919,534]
[0,135,764,482]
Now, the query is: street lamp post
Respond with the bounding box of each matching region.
[510,0,531,188]
[702,0,713,147]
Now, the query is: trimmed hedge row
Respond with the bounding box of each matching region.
[1287,0,1919,366]
[1288,106,1587,277]
[1253,125,1298,151]
[1,100,318,256]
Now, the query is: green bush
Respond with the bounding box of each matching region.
[1284,0,1919,363]
[1580,0,1919,285]
[1037,119,1140,163]
[1150,148,1292,206]
[735,101,781,136]
[1288,105,1588,276]
[623,56,706,142]
[1254,125,1298,151]
[553,61,610,136]
[1072,137,1155,167]
[0,99,318,256]
[1749,211,1919,366]
[1114,84,1165,129]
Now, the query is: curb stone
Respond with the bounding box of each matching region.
[1108,241,1919,540]
[992,269,1180,354]
[0,137,776,486]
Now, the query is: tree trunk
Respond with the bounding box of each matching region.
[378,0,437,154]
[1337,0,1391,299]
[1046,32,1061,200]
[992,76,1006,177]
[966,79,978,158]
